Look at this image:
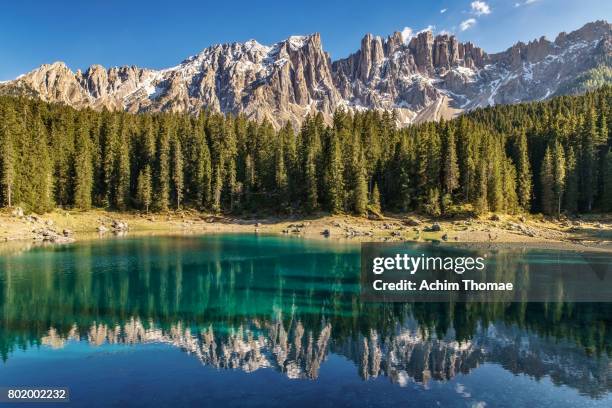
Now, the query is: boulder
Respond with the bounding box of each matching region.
[403,217,422,226]
[425,223,442,232]
[111,220,128,231]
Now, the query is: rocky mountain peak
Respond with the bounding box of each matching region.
[1,21,610,129]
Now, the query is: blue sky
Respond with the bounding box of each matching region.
[0,0,610,80]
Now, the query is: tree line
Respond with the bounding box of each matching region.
[0,86,610,215]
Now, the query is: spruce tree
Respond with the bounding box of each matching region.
[0,103,18,207]
[442,125,459,196]
[487,147,504,213]
[274,144,289,207]
[170,135,184,209]
[515,130,532,211]
[244,154,255,198]
[580,108,597,211]
[564,145,579,213]
[305,149,318,213]
[114,119,131,210]
[19,109,53,212]
[602,149,612,212]
[369,182,381,214]
[136,165,152,212]
[502,158,519,214]
[198,137,212,209]
[211,163,223,213]
[72,117,93,208]
[156,117,171,211]
[424,187,441,217]
[99,113,118,207]
[474,161,489,215]
[354,167,368,216]
[325,130,345,214]
[540,146,555,215]
[552,141,566,216]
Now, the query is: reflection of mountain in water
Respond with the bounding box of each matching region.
[1,236,610,398]
[37,314,611,398]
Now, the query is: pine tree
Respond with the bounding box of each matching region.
[602,149,612,212]
[369,182,381,214]
[424,188,441,217]
[170,135,184,209]
[99,113,118,207]
[442,125,459,196]
[552,141,566,216]
[397,152,411,212]
[198,137,212,209]
[474,161,488,215]
[0,86,610,217]
[540,146,555,215]
[515,130,532,211]
[274,144,289,207]
[305,149,318,212]
[244,154,255,197]
[0,103,18,207]
[222,118,238,211]
[211,163,223,213]
[354,167,368,216]
[18,109,53,212]
[580,108,597,211]
[49,116,74,207]
[114,119,131,210]
[136,165,152,212]
[72,117,93,208]
[564,145,579,213]
[502,158,519,214]
[325,130,345,213]
[156,117,171,211]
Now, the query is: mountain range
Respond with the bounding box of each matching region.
[1,20,610,128]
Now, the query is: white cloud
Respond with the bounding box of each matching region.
[460,18,477,31]
[418,25,435,34]
[440,8,447,14]
[400,25,435,44]
[515,0,540,6]
[400,27,413,43]
[470,1,491,16]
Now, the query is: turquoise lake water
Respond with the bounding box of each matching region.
[0,234,610,407]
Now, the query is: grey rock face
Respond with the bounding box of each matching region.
[1,21,610,128]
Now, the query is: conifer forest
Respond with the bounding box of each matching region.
[0,87,610,216]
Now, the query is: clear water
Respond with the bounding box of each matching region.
[0,234,610,407]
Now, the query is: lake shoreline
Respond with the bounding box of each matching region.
[1,208,611,253]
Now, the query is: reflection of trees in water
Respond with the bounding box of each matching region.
[0,237,610,396]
